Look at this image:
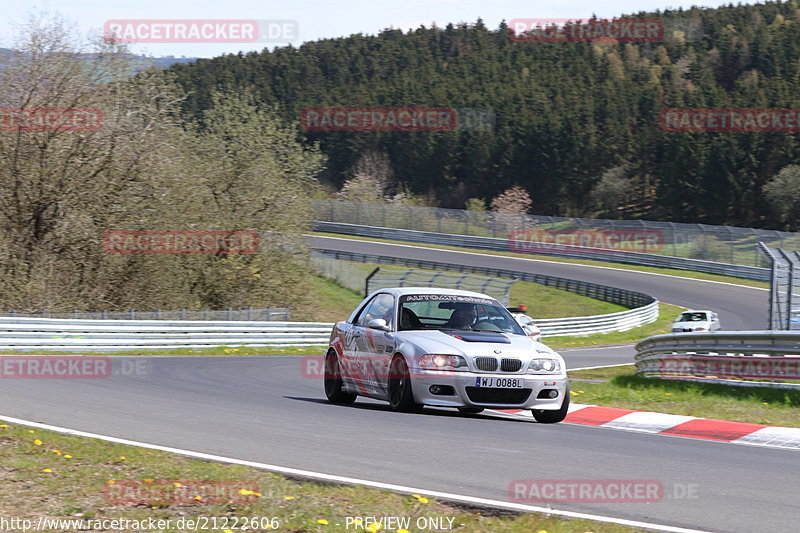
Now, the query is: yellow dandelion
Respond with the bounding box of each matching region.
[173,482,183,487]
[317,519,329,525]
[283,496,295,500]
[194,496,203,501]
[42,469,52,473]
[33,439,43,446]
[106,480,116,485]
[119,456,127,460]
[411,494,422,499]
[578,390,585,393]
[28,430,35,434]
[238,489,261,496]
[64,455,73,459]
[52,450,62,455]
[398,530,410,533]
[144,479,155,484]
[151,506,157,510]
[665,393,674,396]
[537,530,548,533]
[224,530,234,533]
[366,525,382,533]
[417,497,429,503]
[0,424,9,428]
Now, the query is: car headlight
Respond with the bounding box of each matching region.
[418,354,467,370]
[527,358,561,373]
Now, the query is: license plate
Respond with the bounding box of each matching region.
[475,377,524,388]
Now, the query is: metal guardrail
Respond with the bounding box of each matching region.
[1,307,292,321]
[635,331,800,387]
[0,316,332,351]
[0,252,660,349]
[314,248,659,337]
[314,221,770,281]
[316,199,799,266]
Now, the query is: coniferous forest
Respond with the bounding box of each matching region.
[169,2,800,229]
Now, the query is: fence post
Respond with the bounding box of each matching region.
[365,267,381,297]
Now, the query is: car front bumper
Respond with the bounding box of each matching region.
[409,369,568,410]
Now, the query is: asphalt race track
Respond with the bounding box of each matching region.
[307,235,768,331]
[1,240,792,533]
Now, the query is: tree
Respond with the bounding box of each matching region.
[0,15,325,311]
[590,165,630,217]
[490,185,532,214]
[764,165,800,230]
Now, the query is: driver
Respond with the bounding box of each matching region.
[445,304,478,330]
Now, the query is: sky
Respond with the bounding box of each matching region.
[3,0,745,58]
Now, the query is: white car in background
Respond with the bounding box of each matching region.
[671,310,721,332]
[508,307,542,342]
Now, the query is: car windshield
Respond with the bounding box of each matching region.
[398,294,525,335]
[679,312,708,322]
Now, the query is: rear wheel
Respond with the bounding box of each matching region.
[532,384,570,423]
[458,407,484,414]
[324,350,356,404]
[388,356,423,413]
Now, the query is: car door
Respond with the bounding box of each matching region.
[354,293,395,398]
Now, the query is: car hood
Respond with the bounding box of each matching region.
[396,329,557,360]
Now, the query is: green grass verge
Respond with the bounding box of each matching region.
[305,276,366,322]
[0,423,646,533]
[312,232,769,289]
[568,365,800,427]
[544,303,684,350]
[341,261,627,318]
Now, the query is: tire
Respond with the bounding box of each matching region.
[458,407,484,414]
[531,384,570,423]
[388,356,423,413]
[324,350,357,404]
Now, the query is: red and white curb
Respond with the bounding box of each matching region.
[493,404,800,450]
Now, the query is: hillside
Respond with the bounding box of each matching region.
[169,2,800,229]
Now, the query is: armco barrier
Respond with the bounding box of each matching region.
[0,317,333,351]
[635,331,800,388]
[313,248,659,336]
[0,274,659,350]
[313,221,770,281]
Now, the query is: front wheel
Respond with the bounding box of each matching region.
[531,385,570,423]
[324,350,356,404]
[388,356,423,413]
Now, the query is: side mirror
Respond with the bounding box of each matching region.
[522,325,536,335]
[367,318,391,331]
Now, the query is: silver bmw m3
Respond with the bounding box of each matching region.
[324,287,570,422]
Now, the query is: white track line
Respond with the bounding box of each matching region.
[569,363,634,371]
[311,235,767,291]
[0,414,711,533]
